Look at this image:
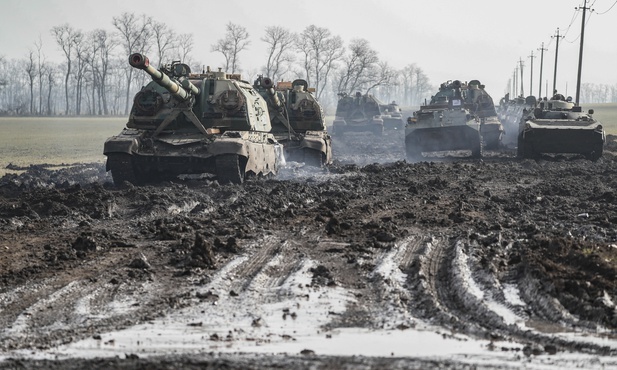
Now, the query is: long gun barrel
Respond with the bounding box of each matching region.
[129,53,199,101]
[259,77,283,110]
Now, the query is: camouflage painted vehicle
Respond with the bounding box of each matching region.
[254,77,332,167]
[466,80,504,149]
[518,96,605,161]
[405,80,504,160]
[103,54,283,185]
[332,92,384,136]
[379,99,404,129]
[405,80,486,160]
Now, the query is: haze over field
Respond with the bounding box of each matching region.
[1,0,615,97]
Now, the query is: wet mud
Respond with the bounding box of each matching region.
[1,131,617,369]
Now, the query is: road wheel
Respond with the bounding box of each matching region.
[521,140,535,159]
[405,137,423,162]
[216,154,245,184]
[586,144,604,161]
[303,149,323,167]
[471,136,483,158]
[107,154,138,186]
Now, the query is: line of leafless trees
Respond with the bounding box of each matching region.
[0,12,436,117]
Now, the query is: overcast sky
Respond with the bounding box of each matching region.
[1,0,615,99]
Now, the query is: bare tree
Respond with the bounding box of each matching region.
[113,12,152,115]
[296,25,344,100]
[336,38,380,94]
[414,67,431,105]
[35,37,47,115]
[365,62,395,93]
[262,26,295,82]
[90,29,116,115]
[400,64,416,106]
[211,22,250,73]
[152,21,176,67]
[45,64,56,115]
[51,24,82,115]
[73,35,89,115]
[24,50,36,114]
[177,33,193,64]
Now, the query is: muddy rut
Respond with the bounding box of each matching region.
[1,131,617,369]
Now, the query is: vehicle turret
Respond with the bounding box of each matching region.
[103,55,282,185]
[129,53,199,101]
[256,76,283,111]
[253,76,331,166]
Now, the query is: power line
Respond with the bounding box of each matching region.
[551,28,565,94]
[565,10,593,43]
[596,0,617,14]
[575,0,593,104]
[561,8,580,39]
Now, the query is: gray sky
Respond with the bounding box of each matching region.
[1,0,615,99]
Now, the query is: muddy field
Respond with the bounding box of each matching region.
[1,129,617,369]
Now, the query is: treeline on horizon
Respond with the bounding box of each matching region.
[0,12,435,117]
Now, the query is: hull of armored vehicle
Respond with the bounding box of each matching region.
[498,96,536,146]
[104,54,282,185]
[104,129,281,185]
[382,114,404,130]
[405,108,482,160]
[518,119,605,160]
[254,77,332,167]
[517,100,605,161]
[274,131,332,167]
[480,116,504,149]
[333,117,384,136]
[380,102,404,129]
[332,92,385,137]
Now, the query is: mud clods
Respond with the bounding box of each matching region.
[2,134,617,368]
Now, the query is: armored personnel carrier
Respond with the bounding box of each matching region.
[498,94,537,146]
[254,77,332,167]
[103,54,282,185]
[518,95,605,161]
[332,92,384,136]
[406,80,480,160]
[378,99,404,130]
[405,80,504,160]
[466,80,504,149]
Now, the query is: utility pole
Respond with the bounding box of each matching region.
[528,51,535,97]
[514,65,519,97]
[519,58,525,97]
[552,28,564,95]
[537,42,548,98]
[512,70,517,97]
[575,0,593,105]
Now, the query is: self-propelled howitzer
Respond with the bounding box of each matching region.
[103,54,283,185]
[254,76,332,167]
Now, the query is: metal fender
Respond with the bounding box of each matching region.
[103,137,139,156]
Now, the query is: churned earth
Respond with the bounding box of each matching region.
[0,129,617,369]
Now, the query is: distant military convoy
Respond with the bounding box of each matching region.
[404,80,503,161]
[103,57,606,185]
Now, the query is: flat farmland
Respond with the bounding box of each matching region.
[1,104,615,177]
[0,117,126,176]
[585,102,617,133]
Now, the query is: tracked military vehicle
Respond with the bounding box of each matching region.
[467,80,504,149]
[103,54,282,185]
[379,99,404,130]
[405,80,504,160]
[254,77,332,167]
[498,94,537,146]
[518,95,605,161]
[406,80,479,160]
[332,92,384,136]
